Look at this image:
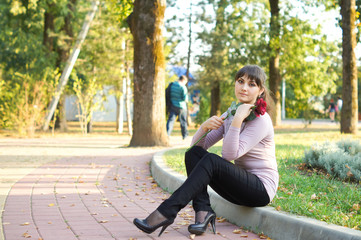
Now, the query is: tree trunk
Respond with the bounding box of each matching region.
[43,5,55,52]
[340,0,358,134]
[210,81,221,116]
[186,2,192,79]
[128,0,168,146]
[54,0,77,131]
[268,0,281,126]
[87,117,92,133]
[209,0,226,117]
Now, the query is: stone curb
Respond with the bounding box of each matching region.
[151,149,361,240]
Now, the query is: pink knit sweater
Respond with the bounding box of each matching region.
[191,110,279,201]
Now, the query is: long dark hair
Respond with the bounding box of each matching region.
[234,65,275,116]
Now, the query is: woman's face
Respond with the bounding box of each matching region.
[235,75,264,104]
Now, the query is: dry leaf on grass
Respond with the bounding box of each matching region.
[353,204,360,211]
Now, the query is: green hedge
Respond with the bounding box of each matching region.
[304,139,361,182]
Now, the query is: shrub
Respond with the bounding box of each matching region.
[304,139,361,182]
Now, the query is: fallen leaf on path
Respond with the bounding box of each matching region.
[189,234,196,239]
[217,217,226,223]
[99,220,108,223]
[259,233,269,239]
[177,221,189,225]
[240,234,248,237]
[232,229,242,234]
[22,232,31,238]
[20,222,30,226]
[48,203,55,207]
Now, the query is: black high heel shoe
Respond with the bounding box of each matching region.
[133,210,174,237]
[188,211,216,235]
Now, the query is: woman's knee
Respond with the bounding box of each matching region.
[185,146,205,161]
[184,146,208,171]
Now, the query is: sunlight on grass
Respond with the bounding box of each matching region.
[164,124,361,230]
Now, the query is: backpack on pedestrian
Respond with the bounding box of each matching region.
[165,82,173,113]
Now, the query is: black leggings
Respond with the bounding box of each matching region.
[157,146,270,219]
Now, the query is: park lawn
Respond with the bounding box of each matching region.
[164,124,361,230]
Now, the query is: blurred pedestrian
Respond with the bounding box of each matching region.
[327,99,336,122]
[166,75,188,139]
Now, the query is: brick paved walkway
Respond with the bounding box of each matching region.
[0,136,265,240]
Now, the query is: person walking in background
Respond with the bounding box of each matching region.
[133,65,278,237]
[327,99,336,122]
[166,75,188,139]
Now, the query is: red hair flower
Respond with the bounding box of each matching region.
[254,98,267,117]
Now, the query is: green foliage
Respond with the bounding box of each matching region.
[194,90,211,125]
[105,0,133,26]
[0,67,59,136]
[304,139,361,182]
[76,3,133,97]
[192,1,340,119]
[73,75,103,135]
[280,3,339,119]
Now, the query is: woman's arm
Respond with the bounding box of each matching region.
[190,113,227,149]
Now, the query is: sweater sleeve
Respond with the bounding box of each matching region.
[222,116,270,161]
[190,112,227,149]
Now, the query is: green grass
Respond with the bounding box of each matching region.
[164,125,361,230]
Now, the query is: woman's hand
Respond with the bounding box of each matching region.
[231,103,254,128]
[201,116,224,132]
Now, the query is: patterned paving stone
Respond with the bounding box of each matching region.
[1,137,265,240]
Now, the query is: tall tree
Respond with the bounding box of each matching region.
[128,0,169,146]
[268,0,281,126]
[340,0,358,133]
[209,0,228,117]
[197,0,230,117]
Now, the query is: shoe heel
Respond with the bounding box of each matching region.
[210,217,216,234]
[158,223,170,237]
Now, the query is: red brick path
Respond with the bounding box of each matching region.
[1,137,264,240]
